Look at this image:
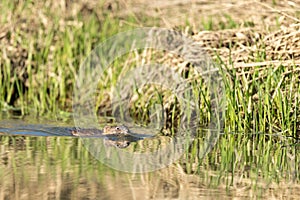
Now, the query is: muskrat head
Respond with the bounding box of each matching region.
[103,125,130,135]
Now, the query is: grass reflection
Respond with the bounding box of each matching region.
[0,134,299,199]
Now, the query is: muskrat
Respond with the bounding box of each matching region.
[70,125,130,137]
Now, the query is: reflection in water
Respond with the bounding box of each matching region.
[0,135,299,199]
[0,135,209,199]
[0,120,299,199]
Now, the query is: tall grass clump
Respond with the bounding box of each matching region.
[0,0,154,116]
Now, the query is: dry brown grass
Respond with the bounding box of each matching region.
[193,24,300,67]
[112,0,300,28]
[1,0,299,81]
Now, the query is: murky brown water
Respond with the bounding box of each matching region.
[0,118,299,199]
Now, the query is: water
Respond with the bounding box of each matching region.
[0,118,299,199]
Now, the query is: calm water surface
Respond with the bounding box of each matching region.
[0,118,299,199]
